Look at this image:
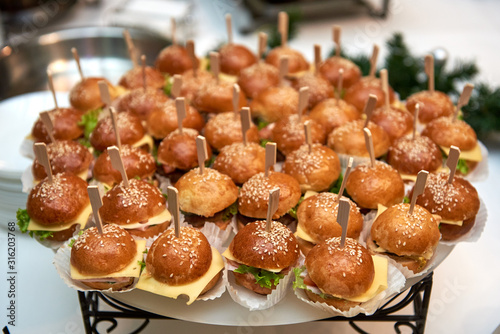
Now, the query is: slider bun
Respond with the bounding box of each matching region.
[265,46,309,74]
[27,172,89,226]
[318,56,362,89]
[219,43,257,76]
[31,108,84,143]
[82,279,135,291]
[47,224,79,242]
[406,90,454,124]
[438,217,476,241]
[387,135,442,175]
[93,145,156,186]
[230,220,299,270]
[343,76,396,113]
[305,289,361,311]
[100,178,166,226]
[175,168,239,217]
[119,66,165,90]
[421,117,477,151]
[309,98,362,135]
[70,77,118,112]
[237,62,280,99]
[327,120,390,158]
[146,100,205,139]
[291,73,335,109]
[233,271,274,295]
[179,69,214,102]
[238,171,301,219]
[370,203,440,258]
[71,224,137,276]
[306,237,374,299]
[366,238,424,273]
[250,86,299,123]
[297,193,363,244]
[271,115,326,156]
[213,142,266,184]
[192,80,247,114]
[204,112,260,151]
[345,161,404,209]
[112,87,169,120]
[89,111,145,152]
[155,44,198,75]
[371,106,413,143]
[32,140,92,181]
[282,144,341,192]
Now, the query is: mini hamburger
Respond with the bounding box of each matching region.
[291,73,335,109]
[155,44,198,75]
[70,224,146,291]
[119,65,165,90]
[204,112,260,151]
[249,86,299,123]
[344,76,396,113]
[308,98,361,135]
[237,62,280,99]
[271,115,326,156]
[223,220,299,295]
[99,178,171,239]
[136,226,224,304]
[219,43,257,76]
[265,46,309,75]
[70,77,120,112]
[112,86,169,121]
[31,108,84,144]
[413,172,480,241]
[406,90,454,124]
[192,80,247,114]
[318,56,361,90]
[368,203,441,273]
[371,105,414,143]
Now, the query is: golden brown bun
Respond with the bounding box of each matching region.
[406,90,454,124]
[309,98,362,134]
[233,271,274,295]
[183,211,233,231]
[71,224,137,276]
[147,227,213,285]
[112,87,169,120]
[27,172,89,226]
[345,161,405,209]
[93,145,156,186]
[439,217,476,241]
[192,80,247,114]
[100,178,166,225]
[421,117,477,151]
[414,172,480,222]
[238,171,301,219]
[367,236,426,273]
[371,106,413,143]
[31,108,84,143]
[82,278,135,291]
[70,77,118,112]
[237,62,280,99]
[306,237,374,298]
[387,134,442,175]
[179,69,214,102]
[213,142,266,184]
[32,140,92,181]
[47,224,79,242]
[327,120,390,158]
[230,220,299,270]
[126,221,170,239]
[344,76,396,113]
[89,112,145,151]
[157,128,212,171]
[282,144,340,192]
[204,112,260,151]
[370,203,441,258]
[250,86,299,123]
[297,237,315,257]
[146,100,205,139]
[219,43,257,76]
[265,46,309,74]
[291,73,335,109]
[305,289,361,311]
[271,114,326,156]
[155,44,197,75]
[119,66,165,90]
[318,56,362,89]
[296,193,363,243]
[175,168,239,217]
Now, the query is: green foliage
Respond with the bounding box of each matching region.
[456,159,469,175]
[462,83,500,137]
[78,108,102,145]
[138,260,146,272]
[163,74,172,96]
[292,266,307,290]
[403,196,410,204]
[222,201,238,222]
[267,9,302,49]
[16,208,53,240]
[234,264,284,289]
[288,195,305,219]
[329,173,344,194]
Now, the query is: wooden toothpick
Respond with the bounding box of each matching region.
[71,47,84,80]
[171,74,182,99]
[338,197,350,248]
[108,146,129,187]
[279,56,289,86]
[87,185,104,234]
[186,40,197,78]
[141,55,147,91]
[363,94,378,128]
[196,136,208,175]
[123,29,138,67]
[455,83,474,120]
[225,13,233,45]
[240,107,251,146]
[265,142,277,177]
[34,142,53,183]
[298,86,309,121]
[446,146,461,184]
[233,83,241,115]
[425,54,434,92]
[336,68,344,100]
[304,120,312,153]
[210,51,220,84]
[171,18,177,46]
[266,188,280,232]
[167,186,180,238]
[333,25,341,57]
[409,170,429,215]
[109,107,121,150]
[40,111,55,143]
[175,97,187,134]
[258,32,267,61]
[363,127,376,167]
[278,11,288,48]
[338,157,353,199]
[413,103,419,140]
[380,69,390,108]
[314,44,321,75]
[98,80,111,107]
[47,69,59,111]
[369,44,379,78]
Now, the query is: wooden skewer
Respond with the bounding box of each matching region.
[240,107,251,146]
[186,40,197,78]
[266,188,280,232]
[338,197,350,248]
[409,170,429,215]
[210,51,220,84]
[171,17,177,46]
[380,69,390,108]
[314,44,321,75]
[363,127,376,168]
[258,32,267,61]
[175,97,187,134]
[167,186,180,238]
[34,142,53,183]
[141,55,147,91]
[98,80,111,108]
[363,94,378,128]
[171,74,182,99]
[338,157,353,199]
[71,47,84,80]
[265,142,277,177]
[454,83,474,120]
[333,25,341,57]
[225,14,233,45]
[304,120,312,154]
[298,86,309,121]
[40,111,55,143]
[47,69,59,111]
[196,136,208,175]
[109,107,121,150]
[278,11,288,48]
[108,146,129,187]
[336,68,344,100]
[425,54,434,92]
[413,103,420,140]
[233,83,241,116]
[279,56,289,87]
[446,146,461,184]
[123,29,138,67]
[87,185,104,234]
[369,44,379,78]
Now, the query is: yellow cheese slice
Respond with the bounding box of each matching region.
[222,247,283,273]
[133,134,154,151]
[440,144,482,162]
[70,240,146,279]
[294,223,315,244]
[303,190,318,200]
[27,204,92,232]
[114,209,172,230]
[77,169,89,181]
[135,247,224,305]
[374,203,388,220]
[440,219,463,226]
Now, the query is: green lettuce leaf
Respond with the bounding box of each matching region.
[329,172,344,194]
[292,266,307,290]
[234,264,284,289]
[403,196,410,204]
[163,74,172,96]
[288,195,305,219]
[16,208,54,240]
[79,108,102,139]
[457,159,469,175]
[222,201,238,222]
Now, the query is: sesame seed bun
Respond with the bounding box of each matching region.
[69,77,118,112]
[119,66,166,90]
[282,144,341,192]
[175,168,239,217]
[345,161,405,210]
[387,135,442,175]
[213,142,266,185]
[265,46,309,74]
[155,44,198,75]
[192,80,247,114]
[219,43,257,76]
[179,69,214,102]
[406,90,454,124]
[309,98,362,135]
[249,86,299,123]
[344,76,396,113]
[271,115,326,156]
[89,111,145,152]
[421,117,477,151]
[318,56,362,89]
[204,112,260,151]
[31,108,84,144]
[371,106,413,143]
[291,73,335,109]
[238,171,301,219]
[237,62,280,99]
[112,87,169,121]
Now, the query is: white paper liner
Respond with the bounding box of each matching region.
[19,137,35,160]
[293,262,406,317]
[337,153,371,169]
[464,141,489,183]
[196,262,228,302]
[155,173,173,195]
[21,165,35,193]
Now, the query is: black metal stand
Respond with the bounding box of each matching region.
[78,272,433,334]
